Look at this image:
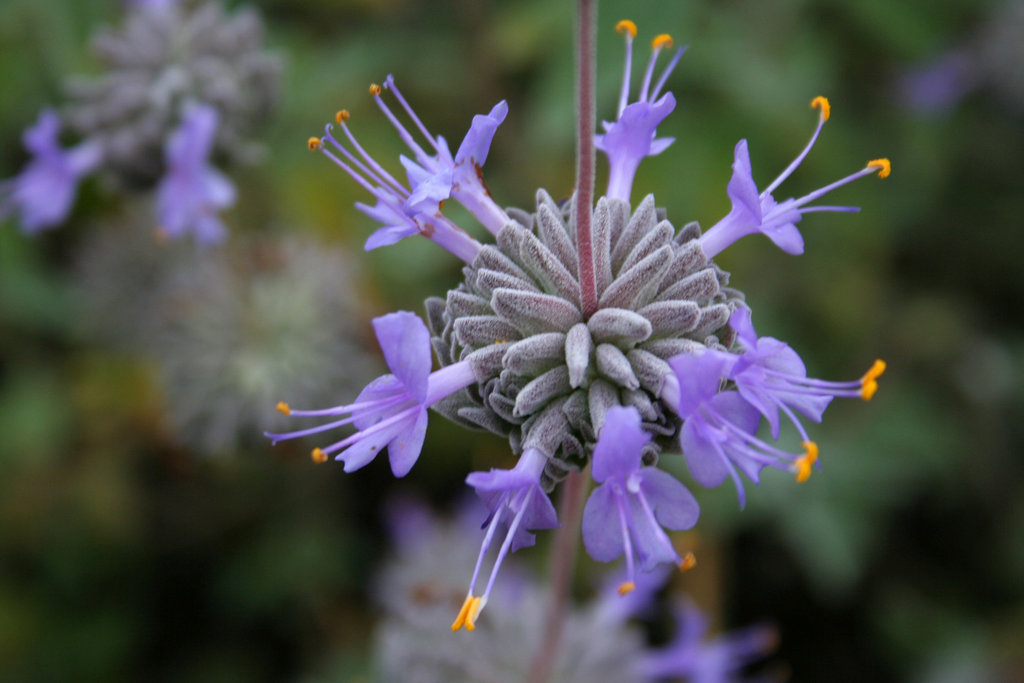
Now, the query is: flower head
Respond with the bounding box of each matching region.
[582,406,700,594]
[156,104,235,244]
[0,109,101,233]
[699,97,891,258]
[266,311,477,477]
[596,21,685,202]
[65,0,279,185]
[452,448,558,632]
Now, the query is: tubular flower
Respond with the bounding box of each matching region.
[582,406,700,594]
[266,311,476,477]
[664,353,820,508]
[699,97,890,258]
[727,306,886,442]
[453,448,558,632]
[595,21,685,202]
[155,104,235,244]
[310,75,509,262]
[0,109,101,233]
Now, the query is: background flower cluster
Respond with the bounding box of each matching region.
[0,0,1022,680]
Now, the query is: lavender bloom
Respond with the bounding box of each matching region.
[595,21,684,202]
[155,104,235,244]
[267,311,476,477]
[665,353,816,509]
[309,75,509,262]
[0,110,101,233]
[642,599,777,683]
[698,97,890,258]
[452,448,558,631]
[582,406,700,594]
[727,307,886,449]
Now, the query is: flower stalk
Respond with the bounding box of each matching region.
[574,0,599,318]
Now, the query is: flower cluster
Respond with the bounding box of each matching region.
[0,0,279,243]
[268,20,888,629]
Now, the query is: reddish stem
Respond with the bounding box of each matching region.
[574,0,598,318]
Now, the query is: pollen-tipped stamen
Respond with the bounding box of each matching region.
[793,441,819,483]
[306,137,321,151]
[275,401,291,416]
[762,96,831,196]
[868,158,891,178]
[617,581,636,596]
[861,359,886,400]
[678,551,697,571]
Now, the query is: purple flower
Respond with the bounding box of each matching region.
[266,311,477,477]
[642,598,777,683]
[0,109,101,233]
[699,97,891,258]
[452,448,558,631]
[595,21,685,202]
[582,406,700,595]
[310,76,510,262]
[728,307,886,444]
[665,353,816,508]
[155,104,235,244]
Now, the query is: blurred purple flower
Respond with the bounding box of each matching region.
[642,598,777,683]
[155,104,235,244]
[0,109,101,233]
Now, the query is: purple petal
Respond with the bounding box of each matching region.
[22,110,61,156]
[627,494,682,572]
[637,468,700,531]
[337,416,409,472]
[388,406,429,477]
[454,100,508,166]
[669,351,736,418]
[581,484,624,562]
[371,311,432,403]
[725,140,761,224]
[595,93,677,164]
[591,405,651,483]
[680,417,730,489]
[728,307,758,350]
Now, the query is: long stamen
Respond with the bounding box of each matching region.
[332,114,409,196]
[383,75,443,156]
[615,20,637,117]
[650,46,686,102]
[762,96,830,196]
[370,83,434,163]
[318,403,421,457]
[635,488,682,566]
[639,34,672,102]
[614,490,636,595]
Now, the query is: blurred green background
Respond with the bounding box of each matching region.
[1,0,1022,680]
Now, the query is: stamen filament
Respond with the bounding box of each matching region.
[383,75,443,156]
[762,97,829,196]
[371,88,434,163]
[650,46,686,102]
[616,21,635,117]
